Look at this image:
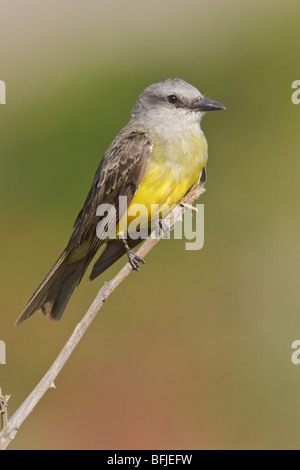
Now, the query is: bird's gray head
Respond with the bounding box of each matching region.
[131,78,225,125]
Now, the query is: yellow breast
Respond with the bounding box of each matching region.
[118,131,208,233]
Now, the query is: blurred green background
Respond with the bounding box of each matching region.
[1,0,300,450]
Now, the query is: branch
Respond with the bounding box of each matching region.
[0,183,205,450]
[0,389,10,434]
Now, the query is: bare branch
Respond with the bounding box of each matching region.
[0,183,205,450]
[0,389,10,434]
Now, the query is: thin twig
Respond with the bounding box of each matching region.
[0,183,205,450]
[0,389,10,434]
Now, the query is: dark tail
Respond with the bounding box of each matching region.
[17,237,142,325]
[89,238,141,281]
[16,250,87,325]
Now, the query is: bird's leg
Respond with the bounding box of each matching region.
[160,218,174,237]
[119,234,145,271]
[152,218,174,238]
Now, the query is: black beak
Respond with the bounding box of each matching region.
[193,97,226,112]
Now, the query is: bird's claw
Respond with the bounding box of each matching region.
[127,251,145,271]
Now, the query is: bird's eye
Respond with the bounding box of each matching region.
[167,95,178,104]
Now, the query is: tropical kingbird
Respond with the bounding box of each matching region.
[16,78,225,325]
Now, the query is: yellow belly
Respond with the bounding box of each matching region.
[118,132,208,234]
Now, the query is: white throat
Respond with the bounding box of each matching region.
[134,107,204,142]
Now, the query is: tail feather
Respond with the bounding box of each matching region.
[16,251,87,325]
[89,238,141,281]
[17,237,142,325]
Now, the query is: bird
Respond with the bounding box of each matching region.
[16,78,225,325]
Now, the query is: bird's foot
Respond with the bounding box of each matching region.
[151,218,173,238]
[127,250,145,271]
[119,234,145,271]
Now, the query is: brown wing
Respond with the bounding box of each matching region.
[67,129,153,277]
[15,129,152,325]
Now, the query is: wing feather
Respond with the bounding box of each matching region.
[67,129,153,278]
